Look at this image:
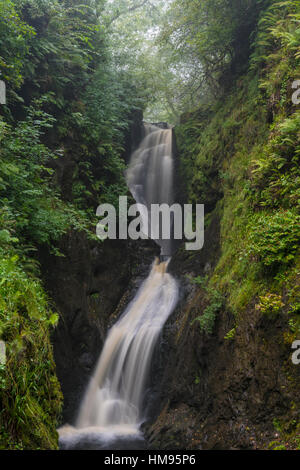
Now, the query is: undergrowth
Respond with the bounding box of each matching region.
[176,0,300,447]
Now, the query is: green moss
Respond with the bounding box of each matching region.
[268,417,300,451]
[0,251,63,450]
[177,0,300,320]
[176,1,300,448]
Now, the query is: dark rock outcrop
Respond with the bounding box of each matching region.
[144,215,300,450]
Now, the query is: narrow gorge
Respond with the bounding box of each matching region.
[0,0,299,452]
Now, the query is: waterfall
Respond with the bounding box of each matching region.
[76,258,178,434]
[58,123,179,448]
[126,123,174,257]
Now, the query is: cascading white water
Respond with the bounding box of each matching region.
[58,124,179,447]
[126,123,174,257]
[76,259,178,435]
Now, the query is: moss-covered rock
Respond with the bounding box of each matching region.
[0,253,62,450]
[146,1,300,450]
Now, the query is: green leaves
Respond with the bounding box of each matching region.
[251,111,300,209]
[0,0,34,89]
[192,277,223,335]
[255,293,285,316]
[156,0,269,118]
[0,229,18,245]
[249,210,300,268]
[47,313,59,327]
[0,251,62,449]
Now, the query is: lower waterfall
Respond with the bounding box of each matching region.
[59,124,179,449]
[78,258,177,433]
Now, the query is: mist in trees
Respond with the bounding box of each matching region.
[95,0,272,123]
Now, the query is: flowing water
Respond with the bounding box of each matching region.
[126,123,174,257]
[59,124,179,450]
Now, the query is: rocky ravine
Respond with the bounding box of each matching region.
[145,215,300,450]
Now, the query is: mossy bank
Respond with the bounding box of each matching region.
[146,1,300,450]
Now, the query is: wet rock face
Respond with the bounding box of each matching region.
[38,235,128,424]
[147,305,298,450]
[123,109,144,164]
[144,215,300,450]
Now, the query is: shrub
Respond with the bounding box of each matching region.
[255,293,284,316]
[249,210,300,268]
[0,251,62,449]
[192,281,223,335]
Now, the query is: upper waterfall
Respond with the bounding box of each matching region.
[126,123,175,257]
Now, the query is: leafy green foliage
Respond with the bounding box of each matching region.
[249,210,300,268]
[15,0,106,107]
[192,277,223,335]
[0,98,93,250]
[196,289,223,335]
[0,0,34,89]
[178,1,300,374]
[255,293,285,316]
[251,111,300,209]
[0,0,145,450]
[0,251,62,450]
[154,0,273,119]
